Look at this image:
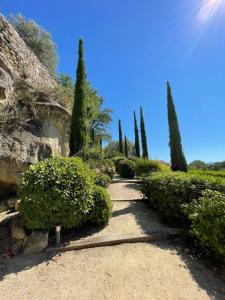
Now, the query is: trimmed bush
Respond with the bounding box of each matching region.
[112,156,125,172]
[94,174,111,188]
[19,156,95,230]
[118,159,135,179]
[88,185,112,225]
[141,171,225,225]
[136,159,161,177]
[185,190,225,259]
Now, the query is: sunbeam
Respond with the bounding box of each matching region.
[198,0,225,22]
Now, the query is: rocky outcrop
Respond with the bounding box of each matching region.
[0,15,71,197]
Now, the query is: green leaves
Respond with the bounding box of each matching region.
[19,156,95,230]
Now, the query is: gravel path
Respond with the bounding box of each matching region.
[0,177,225,299]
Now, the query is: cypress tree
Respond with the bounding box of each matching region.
[124,135,128,158]
[140,107,149,159]
[118,119,123,154]
[69,39,88,160]
[133,111,140,157]
[167,82,187,172]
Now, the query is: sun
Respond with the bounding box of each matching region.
[198,0,225,22]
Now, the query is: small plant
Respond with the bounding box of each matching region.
[88,185,112,225]
[118,159,135,179]
[19,156,95,230]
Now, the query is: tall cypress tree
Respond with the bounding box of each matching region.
[140,107,149,159]
[124,135,128,158]
[167,82,187,172]
[133,111,140,157]
[69,39,88,159]
[118,119,123,154]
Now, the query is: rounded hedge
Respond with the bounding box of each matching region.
[19,156,95,230]
[187,190,225,259]
[118,159,135,179]
[88,185,112,225]
[94,174,111,188]
[112,156,125,172]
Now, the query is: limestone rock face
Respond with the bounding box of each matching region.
[0,14,71,196]
[11,218,26,240]
[23,230,49,255]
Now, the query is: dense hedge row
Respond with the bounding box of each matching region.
[19,156,112,230]
[141,171,225,260]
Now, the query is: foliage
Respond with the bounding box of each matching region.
[134,111,140,157]
[88,185,112,225]
[94,174,111,188]
[118,159,136,179]
[141,171,225,225]
[118,120,123,154]
[70,39,88,159]
[57,73,74,110]
[112,156,125,172]
[88,159,115,179]
[185,190,225,259]
[188,160,208,171]
[86,146,103,160]
[19,156,95,230]
[189,170,225,179]
[167,82,187,172]
[140,107,149,159]
[86,82,112,144]
[135,159,161,177]
[9,14,57,74]
[105,140,135,158]
[124,135,128,158]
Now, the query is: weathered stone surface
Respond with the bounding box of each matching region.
[0,15,71,193]
[0,201,8,213]
[10,239,23,255]
[0,14,57,95]
[15,199,21,212]
[7,197,18,208]
[11,218,26,240]
[23,230,49,255]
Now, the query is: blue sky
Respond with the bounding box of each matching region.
[1,0,225,162]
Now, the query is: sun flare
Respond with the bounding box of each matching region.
[198,0,225,22]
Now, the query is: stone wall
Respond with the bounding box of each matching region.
[0,14,57,100]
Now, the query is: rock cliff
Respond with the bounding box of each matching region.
[0,14,71,198]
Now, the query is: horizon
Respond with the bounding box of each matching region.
[1,0,225,163]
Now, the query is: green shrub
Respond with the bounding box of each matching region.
[86,146,103,160]
[88,159,115,179]
[88,185,112,225]
[189,170,225,179]
[112,156,125,172]
[19,156,95,230]
[118,159,135,179]
[136,159,161,177]
[185,190,225,259]
[94,174,111,188]
[141,171,225,225]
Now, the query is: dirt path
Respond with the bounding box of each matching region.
[0,178,225,300]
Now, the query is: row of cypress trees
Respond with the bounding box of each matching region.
[70,39,187,172]
[118,107,149,159]
[118,83,187,172]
